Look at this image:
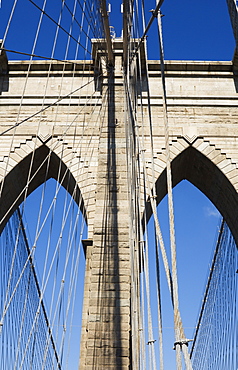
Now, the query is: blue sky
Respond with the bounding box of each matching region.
[0,0,235,61]
[108,0,235,61]
[0,0,237,368]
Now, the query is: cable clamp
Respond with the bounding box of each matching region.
[147,339,156,345]
[149,9,164,18]
[173,339,193,350]
[149,9,157,17]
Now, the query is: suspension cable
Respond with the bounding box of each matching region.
[130,0,165,64]
[16,208,61,369]
[28,0,92,56]
[0,74,102,137]
[156,9,193,370]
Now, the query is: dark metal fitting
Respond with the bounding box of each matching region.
[147,339,156,345]
[173,339,193,350]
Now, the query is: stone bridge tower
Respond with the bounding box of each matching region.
[1,2,238,367]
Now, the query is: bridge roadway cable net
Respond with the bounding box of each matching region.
[0,208,59,369]
[191,220,238,370]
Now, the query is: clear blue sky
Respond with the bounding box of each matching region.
[0,0,235,61]
[0,0,236,368]
[109,0,235,61]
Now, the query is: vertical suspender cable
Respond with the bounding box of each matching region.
[156,8,193,370]
[136,42,165,370]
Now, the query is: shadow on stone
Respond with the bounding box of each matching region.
[0,41,9,94]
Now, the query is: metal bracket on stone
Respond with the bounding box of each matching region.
[0,40,8,75]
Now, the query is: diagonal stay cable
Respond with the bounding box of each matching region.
[1,0,18,48]
[27,0,92,56]
[0,47,92,65]
[16,208,62,369]
[76,0,103,38]
[63,0,99,42]
[0,83,104,230]
[0,0,49,230]
[0,85,107,315]
[0,74,102,137]
[20,86,105,368]
[129,0,165,64]
[18,86,109,370]
[190,219,225,358]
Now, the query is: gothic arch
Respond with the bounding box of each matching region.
[0,145,86,234]
[147,146,238,245]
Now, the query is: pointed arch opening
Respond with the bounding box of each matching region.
[144,146,238,368]
[145,145,238,246]
[0,148,87,369]
[0,144,86,234]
